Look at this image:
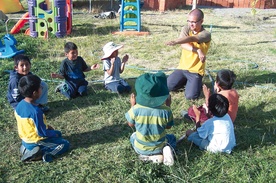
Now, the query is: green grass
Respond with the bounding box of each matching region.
[0,7,276,182]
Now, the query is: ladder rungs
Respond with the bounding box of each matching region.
[123,10,139,14]
[120,0,141,32]
[123,18,139,21]
[124,2,139,6]
[123,26,139,29]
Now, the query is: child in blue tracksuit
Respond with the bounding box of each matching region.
[15,75,70,162]
[7,54,49,112]
[51,42,99,99]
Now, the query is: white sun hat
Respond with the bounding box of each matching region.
[101,42,123,60]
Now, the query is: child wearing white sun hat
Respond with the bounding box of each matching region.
[102,42,131,94]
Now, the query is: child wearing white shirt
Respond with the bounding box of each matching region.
[186,93,236,154]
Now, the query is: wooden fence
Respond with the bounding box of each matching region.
[186,0,276,8]
[143,0,276,11]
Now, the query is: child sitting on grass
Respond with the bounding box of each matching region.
[184,69,239,126]
[15,75,70,162]
[51,42,99,99]
[101,42,131,94]
[186,93,236,154]
[7,54,49,112]
[125,72,176,166]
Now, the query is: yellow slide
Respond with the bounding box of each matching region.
[0,0,24,14]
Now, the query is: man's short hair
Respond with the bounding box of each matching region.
[208,93,229,117]
[64,42,78,53]
[18,75,41,98]
[189,8,204,20]
[14,54,31,66]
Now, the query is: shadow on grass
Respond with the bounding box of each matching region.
[70,22,150,37]
[235,101,276,151]
[70,23,119,36]
[247,40,276,45]
[46,89,119,119]
[64,123,130,149]
[46,79,136,120]
[207,25,240,30]
[234,71,276,90]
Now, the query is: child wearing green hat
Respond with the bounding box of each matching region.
[125,72,176,166]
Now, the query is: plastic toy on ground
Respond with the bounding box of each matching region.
[0,34,24,59]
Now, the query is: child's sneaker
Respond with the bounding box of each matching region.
[163,146,174,166]
[21,146,42,162]
[42,153,53,163]
[139,154,163,164]
[181,110,192,121]
[55,83,64,93]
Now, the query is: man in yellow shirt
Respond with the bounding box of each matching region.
[166,8,211,100]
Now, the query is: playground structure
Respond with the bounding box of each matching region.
[114,0,149,35]
[9,0,72,38]
[120,0,141,32]
[27,0,72,38]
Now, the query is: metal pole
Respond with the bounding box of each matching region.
[89,0,92,13]
[111,0,114,10]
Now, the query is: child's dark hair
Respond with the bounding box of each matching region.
[216,69,236,90]
[18,75,41,98]
[208,93,229,117]
[64,42,77,53]
[14,54,31,66]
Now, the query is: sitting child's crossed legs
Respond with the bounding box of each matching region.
[187,132,210,150]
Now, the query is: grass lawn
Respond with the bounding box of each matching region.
[0,5,275,182]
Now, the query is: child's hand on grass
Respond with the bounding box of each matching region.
[51,73,64,79]
[51,73,58,78]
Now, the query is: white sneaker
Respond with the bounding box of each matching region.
[139,154,163,164]
[163,146,174,166]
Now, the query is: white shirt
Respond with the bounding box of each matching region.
[197,114,236,153]
[103,57,122,84]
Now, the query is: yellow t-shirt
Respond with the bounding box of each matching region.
[178,26,211,76]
